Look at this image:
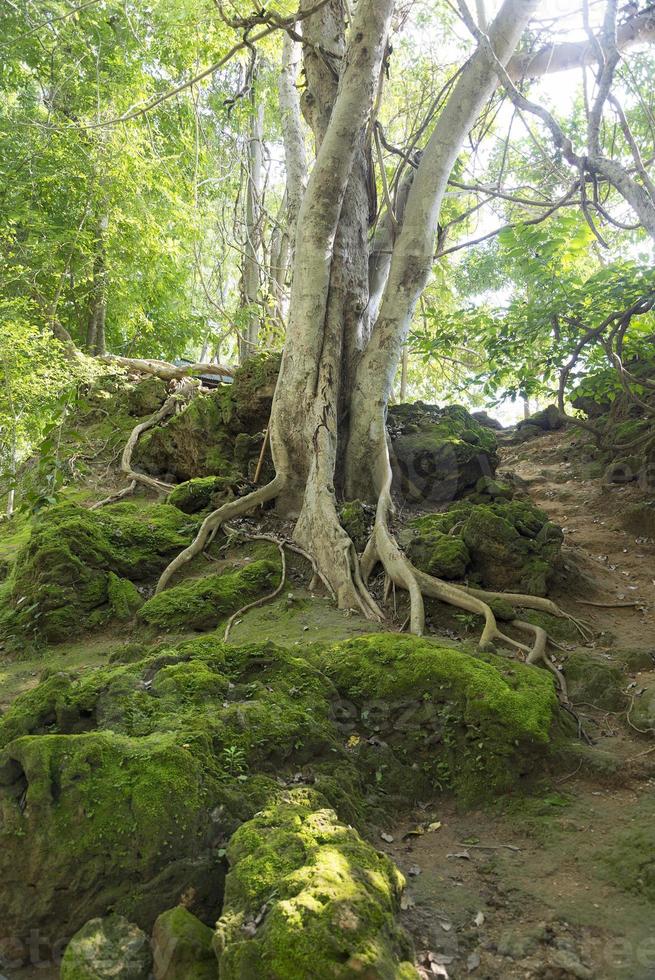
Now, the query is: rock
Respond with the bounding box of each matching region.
[168,476,238,514]
[5,501,198,642]
[127,377,169,417]
[563,652,627,711]
[152,906,216,980]
[475,476,513,500]
[402,499,562,595]
[604,456,641,485]
[388,402,499,504]
[517,404,563,432]
[138,560,279,631]
[60,915,152,979]
[214,790,419,979]
[471,410,504,430]
[133,354,280,483]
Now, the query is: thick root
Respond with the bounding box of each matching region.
[223,538,287,641]
[155,474,285,592]
[91,380,200,510]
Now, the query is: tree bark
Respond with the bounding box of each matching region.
[239,94,265,362]
[345,0,541,500]
[87,216,108,355]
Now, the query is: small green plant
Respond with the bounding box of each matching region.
[454,612,477,633]
[221,744,248,780]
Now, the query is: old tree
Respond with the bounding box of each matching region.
[153,0,655,659]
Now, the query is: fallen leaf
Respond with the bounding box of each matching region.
[400,894,415,911]
[408,864,421,876]
[380,831,394,843]
[474,911,485,927]
[428,821,442,832]
[447,850,470,860]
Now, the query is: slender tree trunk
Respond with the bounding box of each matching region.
[345,0,540,500]
[87,216,108,355]
[239,95,265,362]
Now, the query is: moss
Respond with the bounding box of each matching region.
[214,790,418,980]
[595,796,655,903]
[388,402,499,503]
[107,573,143,621]
[475,475,513,500]
[400,525,470,579]
[61,914,152,979]
[563,651,627,711]
[325,634,559,802]
[522,611,580,644]
[138,560,279,631]
[168,476,233,514]
[127,376,169,417]
[403,498,562,596]
[6,501,199,642]
[339,500,371,553]
[0,636,353,943]
[152,906,217,980]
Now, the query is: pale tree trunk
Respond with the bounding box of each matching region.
[278,32,308,258]
[345,0,541,501]
[87,215,108,355]
[158,0,550,640]
[239,95,265,362]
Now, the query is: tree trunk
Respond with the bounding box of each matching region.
[239,94,265,362]
[87,216,108,355]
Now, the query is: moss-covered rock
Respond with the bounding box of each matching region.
[138,560,279,631]
[388,402,499,504]
[398,526,470,580]
[152,906,217,980]
[516,404,563,433]
[133,354,281,483]
[127,376,169,417]
[107,573,143,621]
[214,789,418,980]
[0,631,567,946]
[403,499,562,595]
[563,652,627,711]
[326,634,560,802]
[0,637,353,944]
[5,501,198,642]
[168,476,235,514]
[61,915,152,979]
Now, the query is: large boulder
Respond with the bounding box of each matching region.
[0,634,564,949]
[3,501,199,642]
[214,790,418,980]
[61,915,152,980]
[388,403,500,504]
[401,499,563,595]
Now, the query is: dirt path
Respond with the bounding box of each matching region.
[386,426,655,980]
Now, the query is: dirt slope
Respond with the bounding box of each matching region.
[384,426,655,980]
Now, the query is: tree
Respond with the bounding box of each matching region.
[157,0,577,656]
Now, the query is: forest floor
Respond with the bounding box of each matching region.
[3,425,655,980]
[382,427,655,980]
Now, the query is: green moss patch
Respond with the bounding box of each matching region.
[4,501,199,642]
[402,499,563,595]
[152,906,217,980]
[325,634,559,802]
[0,632,566,947]
[215,789,418,980]
[168,476,237,514]
[138,560,279,631]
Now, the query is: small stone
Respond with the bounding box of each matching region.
[61,915,152,979]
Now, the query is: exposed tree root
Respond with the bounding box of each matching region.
[223,538,287,642]
[514,619,569,701]
[155,474,285,592]
[90,380,200,510]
